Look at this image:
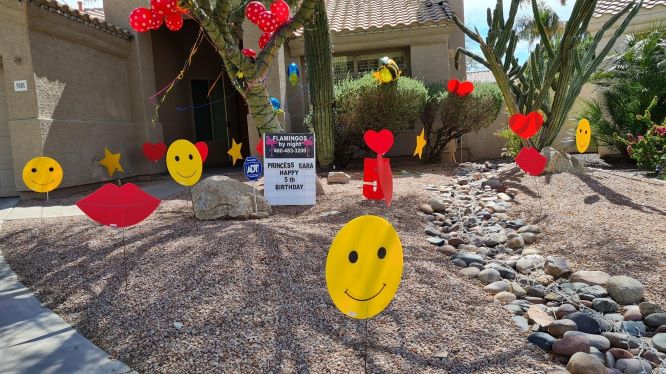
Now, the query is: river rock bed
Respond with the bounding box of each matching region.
[419,162,666,374]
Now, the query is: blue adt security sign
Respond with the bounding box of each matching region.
[244,156,263,181]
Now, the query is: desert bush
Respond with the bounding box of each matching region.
[421,83,503,163]
[581,29,666,156]
[616,99,666,179]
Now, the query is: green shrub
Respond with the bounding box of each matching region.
[616,99,666,179]
[421,82,503,163]
[582,29,666,156]
[495,128,522,158]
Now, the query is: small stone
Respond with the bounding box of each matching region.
[506,236,525,249]
[173,322,183,330]
[506,187,519,196]
[563,331,611,351]
[525,296,544,304]
[651,333,666,353]
[640,350,665,366]
[527,285,547,298]
[511,316,529,332]
[460,267,481,278]
[545,369,569,374]
[509,282,527,298]
[504,304,524,315]
[621,321,646,337]
[327,171,351,184]
[419,204,434,214]
[657,326,666,333]
[614,358,653,374]
[545,256,571,278]
[579,285,609,299]
[539,276,557,287]
[566,312,602,334]
[432,350,449,359]
[452,253,484,265]
[552,335,591,356]
[521,247,542,256]
[517,225,541,234]
[520,232,538,245]
[494,291,517,304]
[569,271,611,286]
[602,332,641,349]
[527,305,555,326]
[528,332,556,351]
[547,319,579,338]
[605,313,625,323]
[606,351,616,369]
[609,348,634,360]
[427,237,446,246]
[639,302,663,318]
[592,298,620,313]
[452,258,467,267]
[566,352,607,374]
[624,308,643,321]
[645,313,666,328]
[477,268,502,284]
[437,245,458,256]
[486,263,517,280]
[556,304,577,319]
[447,237,466,247]
[483,281,510,294]
[606,276,644,305]
[516,255,545,274]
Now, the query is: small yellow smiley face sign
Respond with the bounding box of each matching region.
[166,140,203,186]
[576,119,592,153]
[22,157,63,193]
[325,215,403,319]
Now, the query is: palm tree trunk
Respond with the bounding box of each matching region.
[304,0,335,168]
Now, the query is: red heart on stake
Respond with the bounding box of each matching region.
[194,142,209,163]
[447,80,475,96]
[509,112,544,139]
[142,142,167,162]
[515,147,547,176]
[258,32,273,49]
[245,1,266,24]
[270,0,290,24]
[364,129,394,156]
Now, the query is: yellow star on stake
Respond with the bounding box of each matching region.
[413,129,427,159]
[99,147,124,177]
[227,138,243,166]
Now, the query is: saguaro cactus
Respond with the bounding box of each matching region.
[181,0,316,135]
[452,0,642,150]
[304,0,335,168]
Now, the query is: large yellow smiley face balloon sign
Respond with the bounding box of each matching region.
[326,215,403,319]
[22,157,64,193]
[166,140,208,186]
[576,119,592,154]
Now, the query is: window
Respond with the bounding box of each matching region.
[332,50,410,82]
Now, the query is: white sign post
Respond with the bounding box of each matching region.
[263,133,316,206]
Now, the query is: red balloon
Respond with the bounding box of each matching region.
[509,112,544,139]
[77,183,161,228]
[245,1,266,24]
[129,7,153,33]
[258,11,279,32]
[165,12,184,31]
[149,9,163,30]
[258,32,273,49]
[142,142,167,162]
[242,48,257,59]
[447,79,475,96]
[150,0,177,15]
[515,147,547,176]
[270,0,290,24]
[364,129,395,156]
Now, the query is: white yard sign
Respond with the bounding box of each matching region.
[13,80,28,92]
[263,133,316,206]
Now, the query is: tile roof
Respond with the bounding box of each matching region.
[593,0,666,17]
[30,0,130,39]
[82,8,106,22]
[324,0,454,34]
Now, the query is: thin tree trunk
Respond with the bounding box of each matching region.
[246,84,282,134]
[304,0,335,168]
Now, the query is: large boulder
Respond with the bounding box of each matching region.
[192,176,272,220]
[606,276,644,305]
[566,352,606,374]
[541,147,587,174]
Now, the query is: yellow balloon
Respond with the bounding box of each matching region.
[22,156,63,193]
[576,118,592,154]
[166,140,203,186]
[325,215,403,319]
[379,68,393,84]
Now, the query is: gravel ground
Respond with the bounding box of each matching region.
[2,162,554,373]
[501,165,666,307]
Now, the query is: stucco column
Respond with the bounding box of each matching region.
[409,36,449,84]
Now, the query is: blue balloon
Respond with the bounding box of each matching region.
[288,63,300,77]
[270,96,281,110]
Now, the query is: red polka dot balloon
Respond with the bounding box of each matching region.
[270,0,290,25]
[245,1,266,24]
[258,32,273,49]
[165,12,184,31]
[129,7,153,33]
[151,0,177,15]
[149,9,163,30]
[257,11,279,33]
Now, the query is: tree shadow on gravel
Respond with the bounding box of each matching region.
[574,173,666,216]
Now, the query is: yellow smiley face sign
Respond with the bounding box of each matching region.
[22,157,64,193]
[576,119,592,154]
[166,140,203,186]
[325,215,403,319]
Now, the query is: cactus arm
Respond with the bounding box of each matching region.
[530,0,555,58]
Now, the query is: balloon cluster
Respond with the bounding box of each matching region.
[129,0,187,33]
[288,63,300,86]
[245,0,291,50]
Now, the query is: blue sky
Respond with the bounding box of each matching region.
[464,1,575,67]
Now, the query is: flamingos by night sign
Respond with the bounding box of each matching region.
[263,133,316,206]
